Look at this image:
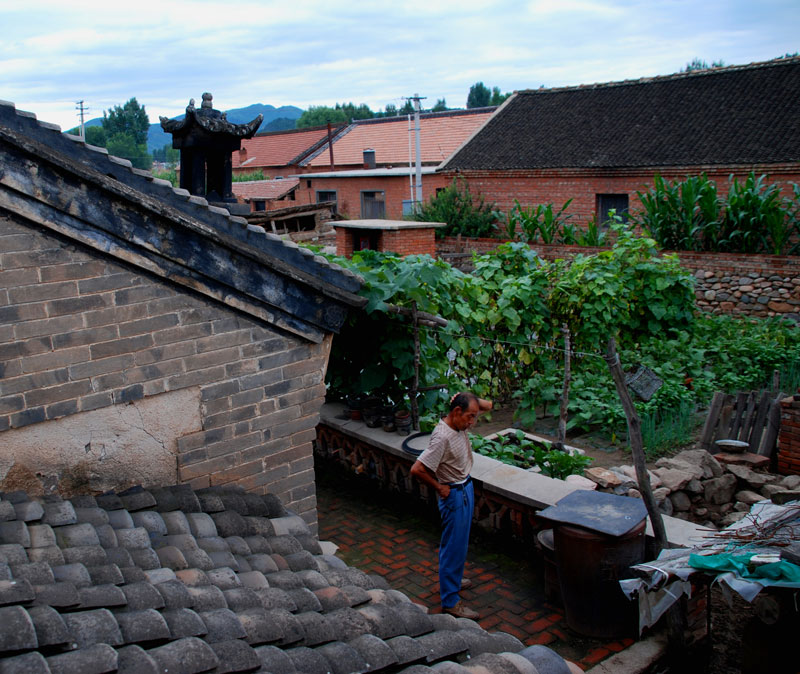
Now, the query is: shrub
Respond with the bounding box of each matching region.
[414,178,500,238]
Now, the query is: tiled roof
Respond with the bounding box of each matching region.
[304,109,496,169]
[233,126,339,170]
[441,58,800,171]
[0,484,566,673]
[232,179,300,201]
[0,100,365,342]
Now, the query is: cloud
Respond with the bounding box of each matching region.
[1,0,798,130]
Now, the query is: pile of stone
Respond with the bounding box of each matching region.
[584,449,800,529]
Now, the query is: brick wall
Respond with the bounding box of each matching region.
[0,216,330,531]
[438,238,800,320]
[777,395,800,475]
[441,165,800,224]
[294,174,451,221]
[336,226,438,258]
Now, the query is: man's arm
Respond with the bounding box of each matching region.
[477,398,492,412]
[410,460,450,499]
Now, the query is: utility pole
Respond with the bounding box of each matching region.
[75,100,88,140]
[404,94,426,208]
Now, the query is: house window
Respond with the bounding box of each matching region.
[253,200,266,211]
[317,190,337,215]
[361,191,386,219]
[306,180,312,189]
[596,194,629,226]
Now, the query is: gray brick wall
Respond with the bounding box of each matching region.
[0,217,331,531]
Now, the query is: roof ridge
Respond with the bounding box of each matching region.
[517,55,800,95]
[0,100,360,287]
[252,122,344,138]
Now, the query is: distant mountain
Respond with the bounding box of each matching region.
[147,104,303,152]
[68,104,303,152]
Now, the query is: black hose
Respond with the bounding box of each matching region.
[401,431,432,456]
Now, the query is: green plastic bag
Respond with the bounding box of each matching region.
[688,552,800,583]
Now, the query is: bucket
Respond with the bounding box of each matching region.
[553,520,645,638]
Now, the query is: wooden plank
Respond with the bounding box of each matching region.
[748,391,772,453]
[727,392,749,439]
[699,392,726,449]
[738,392,758,442]
[713,394,734,440]
[758,392,786,458]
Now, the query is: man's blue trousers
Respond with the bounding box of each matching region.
[437,480,474,608]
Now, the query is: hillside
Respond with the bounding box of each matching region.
[66,103,303,152]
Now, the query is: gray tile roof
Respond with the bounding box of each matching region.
[0,100,365,343]
[0,484,570,673]
[441,57,800,171]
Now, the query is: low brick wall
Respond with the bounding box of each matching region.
[437,237,800,320]
[777,395,800,475]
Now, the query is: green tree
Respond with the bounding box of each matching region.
[383,103,398,117]
[467,82,491,108]
[66,125,107,147]
[102,97,149,146]
[152,143,179,165]
[490,87,511,106]
[431,98,448,112]
[296,102,375,128]
[681,58,725,72]
[106,132,151,170]
[399,100,415,115]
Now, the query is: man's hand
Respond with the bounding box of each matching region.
[410,460,449,500]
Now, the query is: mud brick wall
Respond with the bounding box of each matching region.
[777,395,800,476]
[0,216,330,531]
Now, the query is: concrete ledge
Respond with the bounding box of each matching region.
[585,632,668,674]
[319,403,706,548]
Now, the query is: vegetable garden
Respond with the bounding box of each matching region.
[324,223,800,457]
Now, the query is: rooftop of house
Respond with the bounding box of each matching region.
[232,125,341,170]
[302,108,496,169]
[0,100,365,343]
[232,179,300,202]
[441,57,800,171]
[0,483,570,673]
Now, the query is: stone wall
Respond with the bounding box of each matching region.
[0,216,330,531]
[438,237,800,320]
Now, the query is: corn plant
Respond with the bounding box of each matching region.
[505,199,573,243]
[721,173,785,253]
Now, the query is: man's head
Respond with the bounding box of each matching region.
[448,392,480,431]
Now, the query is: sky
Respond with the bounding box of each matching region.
[2,0,798,132]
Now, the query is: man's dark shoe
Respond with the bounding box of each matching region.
[460,578,473,590]
[443,601,479,620]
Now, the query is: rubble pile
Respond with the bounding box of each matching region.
[584,449,800,529]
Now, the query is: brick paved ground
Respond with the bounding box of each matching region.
[316,466,635,671]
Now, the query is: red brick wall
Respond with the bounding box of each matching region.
[440,164,800,225]
[336,227,438,258]
[295,174,451,221]
[777,395,800,476]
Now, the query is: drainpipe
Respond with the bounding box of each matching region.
[327,122,334,170]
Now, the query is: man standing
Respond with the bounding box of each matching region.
[410,392,492,619]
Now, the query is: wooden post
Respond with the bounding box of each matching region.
[410,301,421,431]
[554,324,571,451]
[604,338,667,550]
[605,337,686,660]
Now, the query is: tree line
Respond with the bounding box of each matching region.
[295,81,511,128]
[68,97,153,170]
